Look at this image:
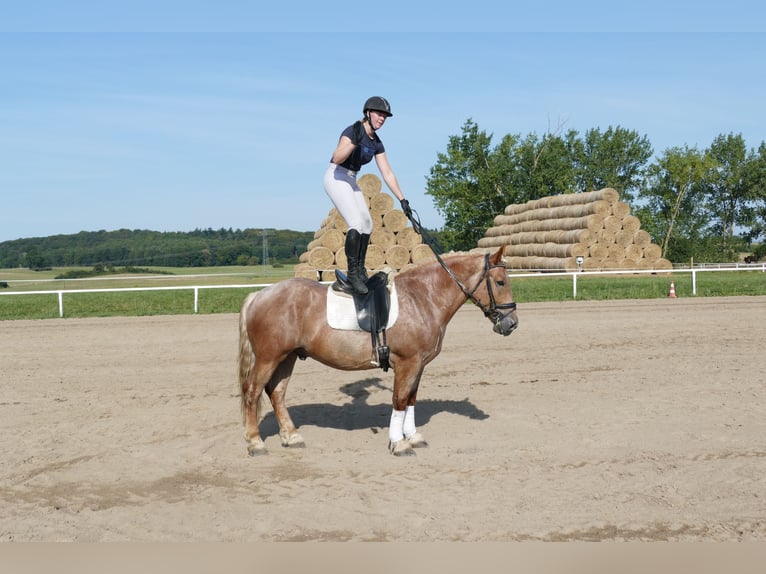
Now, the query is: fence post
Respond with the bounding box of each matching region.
[58,291,64,317]
[692,269,697,296]
[572,273,578,299]
[194,287,199,313]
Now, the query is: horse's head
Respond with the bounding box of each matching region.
[480,248,518,336]
[449,248,518,336]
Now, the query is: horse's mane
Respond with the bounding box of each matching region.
[394,250,485,279]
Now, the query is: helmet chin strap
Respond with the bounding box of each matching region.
[364,112,376,133]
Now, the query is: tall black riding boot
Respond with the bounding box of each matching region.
[345,229,368,294]
[358,232,370,279]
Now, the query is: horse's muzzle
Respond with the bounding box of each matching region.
[493,311,518,336]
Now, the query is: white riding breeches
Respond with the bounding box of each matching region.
[323,163,374,234]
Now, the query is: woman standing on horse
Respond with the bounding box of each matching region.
[324,96,412,294]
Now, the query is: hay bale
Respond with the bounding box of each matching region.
[369,193,395,218]
[382,209,408,233]
[317,228,344,252]
[614,228,635,246]
[364,244,386,270]
[589,243,609,260]
[370,227,396,250]
[307,246,335,269]
[334,249,347,269]
[633,229,652,247]
[293,263,320,280]
[385,244,411,269]
[411,243,436,264]
[611,201,632,217]
[396,227,423,248]
[625,243,644,261]
[358,173,382,197]
[643,244,662,260]
[621,215,641,233]
[602,215,623,235]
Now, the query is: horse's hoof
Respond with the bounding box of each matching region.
[406,432,429,448]
[247,441,267,456]
[389,440,416,457]
[280,433,306,448]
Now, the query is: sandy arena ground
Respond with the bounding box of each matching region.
[1,296,765,542]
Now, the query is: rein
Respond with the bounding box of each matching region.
[405,210,517,323]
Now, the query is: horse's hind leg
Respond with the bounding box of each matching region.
[241,359,277,456]
[266,353,304,448]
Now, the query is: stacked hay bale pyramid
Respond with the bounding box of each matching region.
[294,174,435,280]
[476,188,672,271]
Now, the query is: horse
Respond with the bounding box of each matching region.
[237,246,518,456]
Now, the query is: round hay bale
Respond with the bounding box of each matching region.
[307,246,335,269]
[611,202,632,217]
[364,243,386,270]
[625,243,644,261]
[299,250,310,263]
[318,228,345,252]
[583,257,602,270]
[293,263,319,280]
[334,249,347,269]
[370,227,396,250]
[385,244,411,269]
[589,243,609,259]
[597,228,617,245]
[410,243,436,264]
[328,210,348,232]
[602,215,623,235]
[396,227,422,248]
[621,215,641,233]
[601,256,623,271]
[614,228,635,246]
[307,238,321,251]
[382,209,408,232]
[633,229,652,247]
[643,244,662,260]
[369,192,394,213]
[606,243,627,259]
[477,235,507,248]
[358,173,382,197]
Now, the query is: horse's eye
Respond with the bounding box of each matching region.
[495,280,505,287]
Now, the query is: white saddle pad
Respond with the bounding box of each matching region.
[326,282,399,331]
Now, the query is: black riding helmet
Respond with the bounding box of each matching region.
[363,96,393,118]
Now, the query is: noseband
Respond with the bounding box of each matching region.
[435,253,517,325]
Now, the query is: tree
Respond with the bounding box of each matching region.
[637,145,713,262]
[700,133,761,260]
[426,119,521,250]
[574,126,653,202]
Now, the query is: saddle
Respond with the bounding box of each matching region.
[331,270,392,371]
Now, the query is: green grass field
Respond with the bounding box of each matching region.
[1,264,765,320]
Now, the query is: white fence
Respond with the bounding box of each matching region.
[1,265,764,318]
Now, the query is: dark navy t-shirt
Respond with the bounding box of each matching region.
[333,123,385,172]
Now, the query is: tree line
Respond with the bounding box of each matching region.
[426,120,766,263]
[0,228,315,269]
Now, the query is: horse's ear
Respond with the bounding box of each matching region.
[490,247,505,266]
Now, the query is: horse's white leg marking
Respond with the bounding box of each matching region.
[387,408,416,456]
[403,405,428,448]
[388,409,405,443]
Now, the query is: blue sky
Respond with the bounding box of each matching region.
[1,4,765,242]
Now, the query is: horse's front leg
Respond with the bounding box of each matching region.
[266,354,305,448]
[388,366,426,456]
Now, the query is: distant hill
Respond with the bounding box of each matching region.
[0,228,315,269]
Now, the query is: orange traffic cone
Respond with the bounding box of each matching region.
[668,281,677,298]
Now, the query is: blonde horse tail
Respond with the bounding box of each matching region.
[238,292,264,424]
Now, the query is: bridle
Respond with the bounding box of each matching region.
[435,251,517,325]
[405,210,516,326]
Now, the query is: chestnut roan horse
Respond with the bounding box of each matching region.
[238,246,518,456]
